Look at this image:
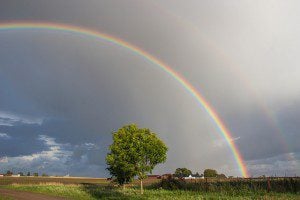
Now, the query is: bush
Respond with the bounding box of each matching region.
[151,177,300,194]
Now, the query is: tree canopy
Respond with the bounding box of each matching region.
[174,168,192,178]
[217,173,227,179]
[106,124,168,194]
[204,169,218,178]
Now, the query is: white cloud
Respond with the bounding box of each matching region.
[0,133,11,139]
[0,156,8,163]
[0,135,104,177]
[83,143,98,150]
[38,135,60,147]
[0,135,72,172]
[0,111,43,126]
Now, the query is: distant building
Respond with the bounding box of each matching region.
[184,175,195,179]
[0,174,4,177]
[11,174,21,177]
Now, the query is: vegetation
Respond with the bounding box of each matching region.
[106,124,168,194]
[217,173,227,178]
[5,171,13,176]
[0,176,109,185]
[174,168,192,178]
[0,195,13,200]
[153,177,299,194]
[204,169,218,178]
[1,182,299,200]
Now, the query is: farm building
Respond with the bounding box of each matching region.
[184,175,196,179]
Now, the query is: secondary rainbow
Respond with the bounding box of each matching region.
[0,21,249,177]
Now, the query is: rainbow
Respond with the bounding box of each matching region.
[0,21,249,177]
[152,4,295,164]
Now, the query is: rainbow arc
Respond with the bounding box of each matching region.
[0,21,249,177]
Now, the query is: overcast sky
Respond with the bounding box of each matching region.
[0,0,299,177]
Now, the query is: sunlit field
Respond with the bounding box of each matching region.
[0,177,299,199]
[0,176,109,186]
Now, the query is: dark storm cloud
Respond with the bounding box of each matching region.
[0,124,45,157]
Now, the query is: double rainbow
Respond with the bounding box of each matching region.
[0,21,249,177]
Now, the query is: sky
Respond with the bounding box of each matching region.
[0,0,299,177]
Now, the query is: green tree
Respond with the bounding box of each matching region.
[6,170,13,176]
[174,168,192,178]
[217,173,227,179]
[204,169,218,178]
[106,124,168,194]
[193,172,201,177]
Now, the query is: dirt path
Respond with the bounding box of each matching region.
[0,189,67,200]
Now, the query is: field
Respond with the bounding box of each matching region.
[0,176,110,186]
[0,176,299,199]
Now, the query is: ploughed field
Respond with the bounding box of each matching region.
[0,176,299,199]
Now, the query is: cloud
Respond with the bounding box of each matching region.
[0,156,8,163]
[38,135,61,147]
[247,152,300,177]
[0,134,106,177]
[0,133,11,139]
[0,135,71,174]
[0,111,43,126]
[11,135,71,162]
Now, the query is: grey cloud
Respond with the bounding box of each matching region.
[0,111,43,126]
[0,0,299,177]
[0,133,11,139]
[247,152,300,177]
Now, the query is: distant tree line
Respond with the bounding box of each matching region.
[0,170,48,177]
[173,168,227,178]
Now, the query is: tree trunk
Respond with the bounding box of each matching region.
[140,179,144,194]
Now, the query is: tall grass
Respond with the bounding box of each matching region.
[150,177,300,194]
[0,176,109,186]
[1,177,299,199]
[2,183,298,200]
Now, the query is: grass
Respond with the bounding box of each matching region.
[1,183,299,200]
[154,177,300,194]
[0,176,109,186]
[0,196,13,200]
[0,177,299,199]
